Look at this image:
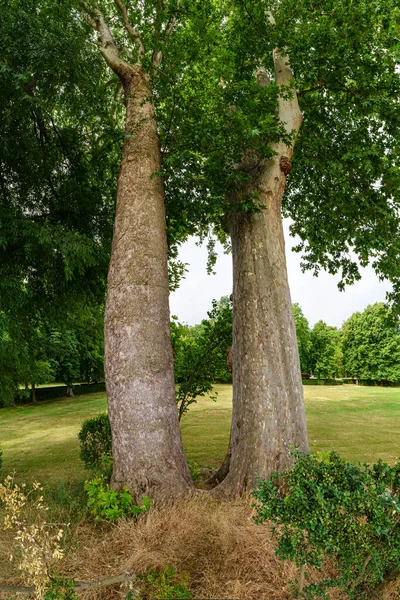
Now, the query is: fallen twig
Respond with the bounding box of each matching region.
[0,570,138,596]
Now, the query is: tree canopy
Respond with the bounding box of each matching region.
[342,303,400,382]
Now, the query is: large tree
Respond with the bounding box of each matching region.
[192,0,400,495]
[76,0,217,500]
[342,303,400,382]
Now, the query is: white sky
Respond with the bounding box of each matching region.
[169,220,392,328]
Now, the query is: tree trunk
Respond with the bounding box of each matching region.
[215,158,308,496]
[212,40,308,496]
[104,65,193,502]
[66,385,74,397]
[31,382,37,403]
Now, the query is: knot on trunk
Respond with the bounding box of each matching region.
[279,156,292,176]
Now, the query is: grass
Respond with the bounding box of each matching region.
[0,384,399,485]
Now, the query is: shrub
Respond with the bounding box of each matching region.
[44,575,79,600]
[78,413,112,475]
[187,459,201,484]
[84,477,151,522]
[127,566,192,599]
[254,451,400,599]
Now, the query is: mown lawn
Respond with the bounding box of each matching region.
[0,384,399,483]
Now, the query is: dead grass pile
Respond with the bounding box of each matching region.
[65,495,349,600]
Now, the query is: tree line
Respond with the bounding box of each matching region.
[3,297,398,409]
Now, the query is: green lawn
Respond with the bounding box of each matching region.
[0,384,399,483]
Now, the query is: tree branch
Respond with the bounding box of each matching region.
[113,0,145,58]
[267,10,303,142]
[0,571,139,596]
[164,0,181,37]
[79,1,131,77]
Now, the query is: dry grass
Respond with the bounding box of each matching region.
[63,495,346,600]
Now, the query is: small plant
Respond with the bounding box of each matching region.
[78,413,112,476]
[84,477,151,522]
[127,566,192,599]
[187,459,201,484]
[44,575,79,600]
[0,476,67,599]
[254,451,400,599]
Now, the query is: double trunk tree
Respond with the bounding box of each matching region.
[82,2,193,501]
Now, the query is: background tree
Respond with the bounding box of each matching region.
[293,304,312,376]
[309,321,342,379]
[342,303,400,383]
[172,296,232,419]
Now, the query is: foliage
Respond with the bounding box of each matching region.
[84,477,151,523]
[0,0,117,325]
[187,460,201,484]
[309,321,342,379]
[172,297,232,419]
[293,304,312,374]
[78,413,112,476]
[342,303,400,382]
[0,476,67,599]
[130,566,193,600]
[254,451,400,599]
[44,576,79,600]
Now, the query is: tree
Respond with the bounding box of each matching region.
[309,321,341,379]
[293,304,312,375]
[172,296,232,419]
[77,0,203,500]
[198,0,400,495]
[342,303,400,382]
[0,0,117,403]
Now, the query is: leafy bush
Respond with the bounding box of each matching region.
[44,575,79,600]
[126,566,192,599]
[78,413,112,475]
[84,477,150,522]
[254,451,400,599]
[187,459,201,484]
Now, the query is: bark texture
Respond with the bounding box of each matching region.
[104,65,193,502]
[214,44,308,496]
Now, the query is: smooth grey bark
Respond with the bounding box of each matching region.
[213,36,308,496]
[82,6,193,502]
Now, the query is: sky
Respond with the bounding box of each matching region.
[169,220,392,328]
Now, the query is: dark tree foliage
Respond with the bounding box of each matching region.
[0,0,120,323]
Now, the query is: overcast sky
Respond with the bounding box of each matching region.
[169,220,392,328]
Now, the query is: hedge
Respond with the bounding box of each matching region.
[302,378,344,386]
[10,382,106,406]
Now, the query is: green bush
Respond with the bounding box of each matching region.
[44,575,79,600]
[84,477,151,522]
[78,413,112,475]
[127,566,192,599]
[187,459,201,484]
[254,451,400,599]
